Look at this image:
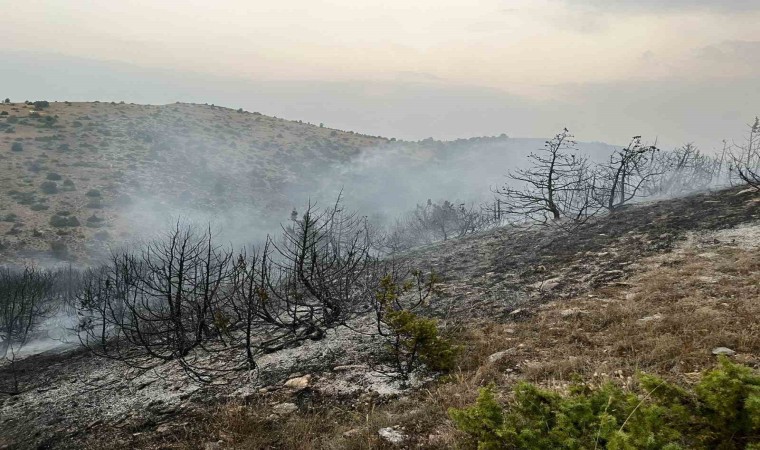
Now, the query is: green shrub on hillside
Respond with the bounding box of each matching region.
[40,181,58,194]
[375,274,459,380]
[50,212,80,228]
[11,142,22,152]
[450,357,760,449]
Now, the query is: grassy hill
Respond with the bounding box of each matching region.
[0,101,390,263]
[0,101,620,266]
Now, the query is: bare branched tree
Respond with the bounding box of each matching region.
[592,136,660,211]
[644,143,725,197]
[730,117,760,190]
[410,200,490,242]
[495,128,596,224]
[0,267,55,394]
[222,196,379,358]
[78,223,235,382]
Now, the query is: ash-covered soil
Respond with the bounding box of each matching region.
[2,186,759,450]
[407,187,760,322]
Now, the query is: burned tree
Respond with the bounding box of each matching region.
[78,223,235,382]
[730,117,760,190]
[248,197,376,352]
[592,136,660,211]
[0,267,55,394]
[644,143,726,197]
[495,128,595,224]
[408,200,490,244]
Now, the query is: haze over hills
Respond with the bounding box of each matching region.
[4,51,757,149]
[0,99,618,264]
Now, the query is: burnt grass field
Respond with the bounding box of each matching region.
[1,186,759,449]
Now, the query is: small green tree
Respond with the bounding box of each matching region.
[374,272,458,380]
[10,142,22,152]
[40,181,58,194]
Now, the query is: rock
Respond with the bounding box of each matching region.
[272,402,298,415]
[378,427,406,445]
[697,276,718,284]
[560,308,588,318]
[509,308,523,316]
[204,441,223,450]
[487,348,516,364]
[342,428,361,438]
[529,277,561,292]
[712,347,736,356]
[637,313,663,323]
[284,374,311,390]
[156,424,171,434]
[333,364,368,372]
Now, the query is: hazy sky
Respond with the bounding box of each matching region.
[4,0,760,147]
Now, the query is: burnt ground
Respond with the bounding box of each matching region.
[407,186,760,322]
[2,186,760,450]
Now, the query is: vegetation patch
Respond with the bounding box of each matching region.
[451,358,760,449]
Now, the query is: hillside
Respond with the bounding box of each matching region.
[0,101,622,265]
[0,101,390,263]
[1,186,759,449]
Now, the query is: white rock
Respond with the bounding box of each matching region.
[272,402,298,415]
[342,428,361,438]
[529,277,561,292]
[284,374,311,390]
[560,308,588,318]
[712,347,736,356]
[637,313,663,323]
[378,427,406,445]
[487,348,516,364]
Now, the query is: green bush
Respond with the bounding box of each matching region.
[86,214,104,228]
[62,179,75,191]
[450,357,760,450]
[40,181,58,194]
[46,172,62,181]
[375,274,458,379]
[85,189,101,197]
[11,142,22,152]
[50,213,80,228]
[385,308,459,373]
